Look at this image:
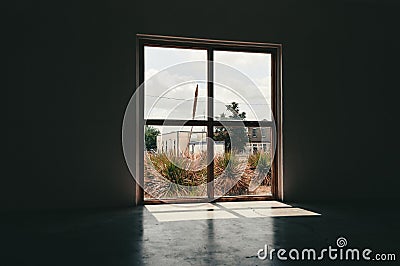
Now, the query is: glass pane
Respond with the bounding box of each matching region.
[213,126,272,197]
[144,125,208,200]
[214,51,272,121]
[144,46,207,120]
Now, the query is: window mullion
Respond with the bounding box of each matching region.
[207,48,214,200]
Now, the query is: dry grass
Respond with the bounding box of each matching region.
[214,152,249,196]
[144,151,272,199]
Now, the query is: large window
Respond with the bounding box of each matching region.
[136,35,282,203]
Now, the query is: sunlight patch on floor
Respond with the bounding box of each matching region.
[149,210,238,222]
[145,203,220,212]
[145,201,320,222]
[215,201,290,209]
[233,207,320,218]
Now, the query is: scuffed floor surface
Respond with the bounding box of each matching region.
[0,201,399,265]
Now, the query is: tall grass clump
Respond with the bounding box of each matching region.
[248,151,272,187]
[214,152,249,196]
[144,152,207,198]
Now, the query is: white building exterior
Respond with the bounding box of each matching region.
[156,131,225,156]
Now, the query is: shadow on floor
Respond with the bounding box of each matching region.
[0,201,399,265]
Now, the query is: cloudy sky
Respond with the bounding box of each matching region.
[144,46,272,126]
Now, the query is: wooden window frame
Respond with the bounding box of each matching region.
[135,34,283,205]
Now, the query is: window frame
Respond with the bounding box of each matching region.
[136,34,283,204]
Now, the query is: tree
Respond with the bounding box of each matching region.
[225,102,246,120]
[145,126,160,151]
[214,102,248,152]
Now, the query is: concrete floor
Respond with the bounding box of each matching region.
[1,201,398,265]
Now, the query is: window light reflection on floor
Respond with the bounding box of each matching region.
[145,201,320,222]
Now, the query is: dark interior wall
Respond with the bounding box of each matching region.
[4,0,400,210]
